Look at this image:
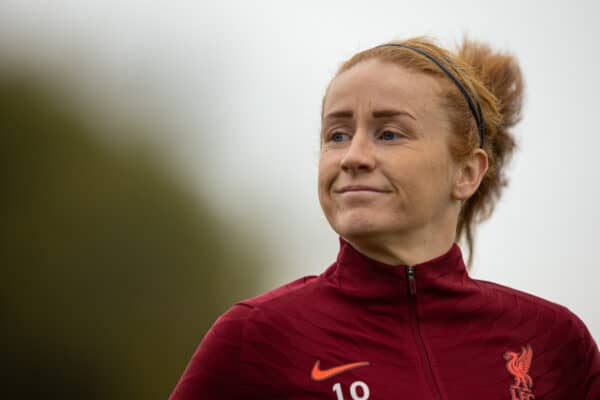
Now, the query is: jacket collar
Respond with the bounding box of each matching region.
[322,237,468,300]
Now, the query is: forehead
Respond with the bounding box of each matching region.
[323,58,445,118]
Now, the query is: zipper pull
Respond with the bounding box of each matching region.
[407,266,416,295]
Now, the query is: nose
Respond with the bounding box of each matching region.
[340,130,376,173]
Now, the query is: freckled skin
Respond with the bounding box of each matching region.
[318,59,465,265]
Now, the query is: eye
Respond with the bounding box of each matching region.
[378,130,401,141]
[328,131,351,143]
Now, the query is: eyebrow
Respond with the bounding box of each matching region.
[324,109,416,121]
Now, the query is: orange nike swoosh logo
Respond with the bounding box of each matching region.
[310,360,370,381]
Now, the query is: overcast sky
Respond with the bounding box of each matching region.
[1,0,598,337]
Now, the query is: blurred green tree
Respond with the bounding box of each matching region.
[0,73,263,399]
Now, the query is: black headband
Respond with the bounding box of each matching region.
[375,44,485,148]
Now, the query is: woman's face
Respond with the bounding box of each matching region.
[318,58,462,244]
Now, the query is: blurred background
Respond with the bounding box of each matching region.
[1,0,598,398]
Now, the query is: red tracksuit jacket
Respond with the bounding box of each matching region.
[170,238,600,399]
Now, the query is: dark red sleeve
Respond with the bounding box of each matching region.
[169,304,252,400]
[582,323,600,399]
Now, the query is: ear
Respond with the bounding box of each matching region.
[452,149,488,200]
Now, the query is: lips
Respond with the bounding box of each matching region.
[335,185,389,194]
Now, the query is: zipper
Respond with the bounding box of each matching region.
[406,266,443,400]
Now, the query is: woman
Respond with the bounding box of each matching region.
[170,37,600,399]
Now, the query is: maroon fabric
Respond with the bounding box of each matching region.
[170,238,600,399]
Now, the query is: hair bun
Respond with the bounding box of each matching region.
[458,38,524,130]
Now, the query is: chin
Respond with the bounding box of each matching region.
[331,211,394,240]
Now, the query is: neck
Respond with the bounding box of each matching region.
[343,224,456,267]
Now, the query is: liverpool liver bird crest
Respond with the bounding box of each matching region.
[504,344,535,399]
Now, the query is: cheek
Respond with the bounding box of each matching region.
[419,154,456,203]
[317,160,333,210]
[392,153,452,206]
[317,151,338,191]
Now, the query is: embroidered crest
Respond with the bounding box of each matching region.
[504,345,535,400]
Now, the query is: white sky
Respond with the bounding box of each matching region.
[1,0,598,338]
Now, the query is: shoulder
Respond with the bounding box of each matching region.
[196,274,321,341]
[237,274,321,308]
[475,278,574,314]
[169,275,322,399]
[474,278,597,353]
[206,273,324,330]
[203,273,323,345]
